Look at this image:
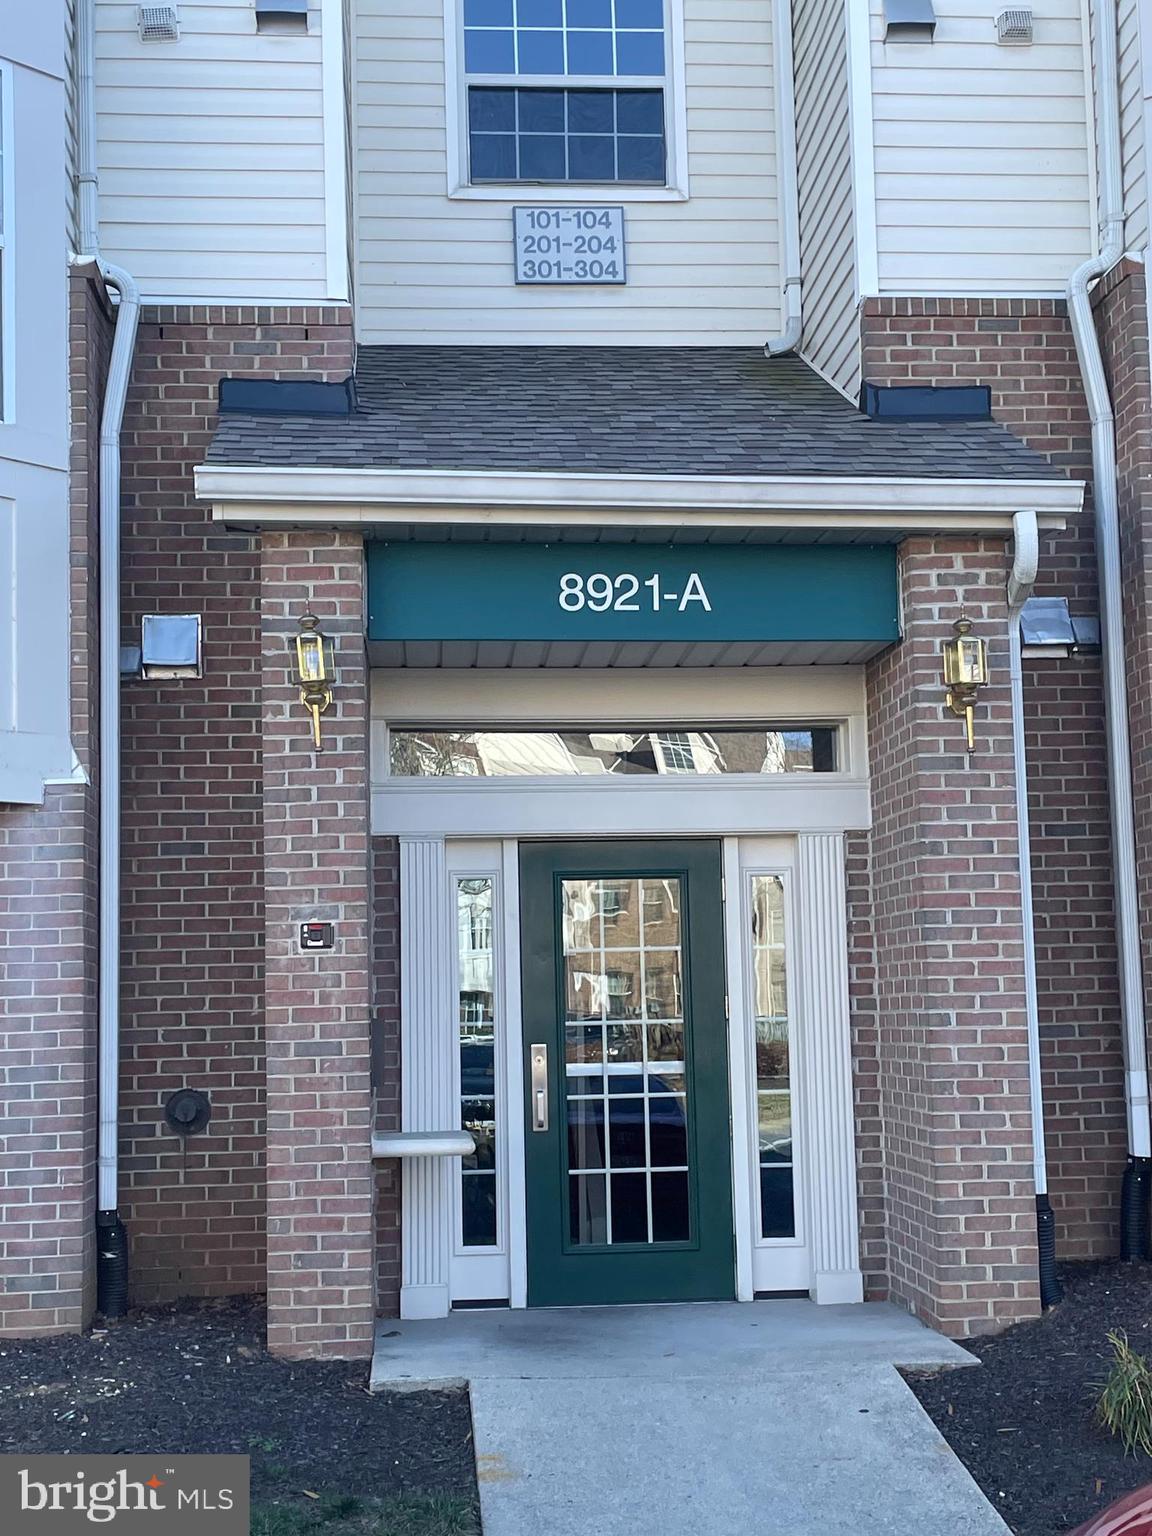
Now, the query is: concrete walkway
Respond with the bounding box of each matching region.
[371,1301,1012,1536]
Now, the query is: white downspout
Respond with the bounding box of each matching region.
[77,0,140,1310]
[1007,511,1062,1304]
[1067,0,1152,1248]
[765,0,802,355]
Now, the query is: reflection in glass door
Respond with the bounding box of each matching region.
[563,877,691,1247]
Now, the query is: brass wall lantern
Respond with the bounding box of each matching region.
[294,612,335,750]
[941,615,987,753]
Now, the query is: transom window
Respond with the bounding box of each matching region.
[389,727,839,777]
[462,0,669,185]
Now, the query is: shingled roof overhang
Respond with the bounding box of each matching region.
[196,348,1083,538]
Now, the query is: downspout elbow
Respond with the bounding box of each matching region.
[765,279,803,357]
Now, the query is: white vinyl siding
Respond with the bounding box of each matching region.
[0,14,75,801]
[793,0,859,397]
[66,0,81,253]
[869,0,1094,294]
[354,0,782,344]
[1119,0,1147,249]
[94,0,333,301]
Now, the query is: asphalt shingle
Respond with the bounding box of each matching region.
[205,346,1066,481]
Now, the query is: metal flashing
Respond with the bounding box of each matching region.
[217,376,357,418]
[860,382,993,422]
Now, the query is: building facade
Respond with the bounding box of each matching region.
[4,0,1152,1355]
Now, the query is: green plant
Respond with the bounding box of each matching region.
[249,1495,480,1536]
[1096,1330,1152,1456]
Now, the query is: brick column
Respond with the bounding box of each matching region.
[1098,264,1152,1031]
[861,299,1126,1261]
[261,531,375,1359]
[864,538,1040,1336]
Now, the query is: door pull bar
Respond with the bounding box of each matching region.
[530,1043,549,1132]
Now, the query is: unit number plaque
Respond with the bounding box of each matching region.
[513,207,627,285]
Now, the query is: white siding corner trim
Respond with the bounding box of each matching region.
[399,835,459,1320]
[322,0,351,301]
[796,831,864,1305]
[845,0,879,299]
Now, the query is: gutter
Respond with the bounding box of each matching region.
[765,0,802,356]
[77,0,140,1315]
[1007,510,1061,1306]
[192,464,1084,523]
[1066,0,1152,1255]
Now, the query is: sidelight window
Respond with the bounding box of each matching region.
[457,876,499,1248]
[749,875,795,1240]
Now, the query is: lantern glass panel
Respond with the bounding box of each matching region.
[297,633,327,683]
[957,637,985,685]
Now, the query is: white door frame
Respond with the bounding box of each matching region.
[395,800,864,1316]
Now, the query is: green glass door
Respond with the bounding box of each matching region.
[521,840,734,1307]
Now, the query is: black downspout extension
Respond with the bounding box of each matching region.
[1036,1194,1062,1308]
[96,1209,129,1317]
[1120,1156,1152,1262]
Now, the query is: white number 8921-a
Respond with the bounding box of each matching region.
[557,572,712,613]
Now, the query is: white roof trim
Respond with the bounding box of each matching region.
[195,463,1082,532]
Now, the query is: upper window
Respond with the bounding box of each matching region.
[462,0,669,186]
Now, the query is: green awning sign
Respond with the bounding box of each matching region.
[366,542,900,645]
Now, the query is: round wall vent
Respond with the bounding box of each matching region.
[164,1088,211,1137]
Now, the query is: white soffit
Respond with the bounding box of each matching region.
[367,639,892,667]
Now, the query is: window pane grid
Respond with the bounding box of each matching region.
[463,0,665,79]
[563,877,690,1246]
[469,86,665,184]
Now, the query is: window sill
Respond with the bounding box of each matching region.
[448,183,689,203]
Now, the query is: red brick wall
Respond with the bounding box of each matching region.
[862,538,1040,1336]
[371,837,402,1317]
[117,305,353,1302]
[261,530,376,1359]
[861,300,1126,1260]
[1097,264,1152,1054]
[0,272,110,1335]
[846,831,887,1299]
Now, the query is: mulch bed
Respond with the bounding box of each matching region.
[0,1296,479,1533]
[907,1260,1152,1536]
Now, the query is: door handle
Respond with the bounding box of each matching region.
[530,1043,549,1132]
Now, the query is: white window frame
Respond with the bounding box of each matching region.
[382,722,848,781]
[743,863,807,1273]
[443,0,690,201]
[0,60,15,424]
